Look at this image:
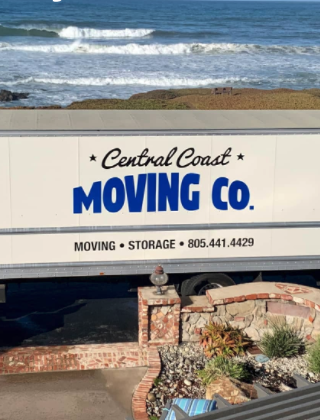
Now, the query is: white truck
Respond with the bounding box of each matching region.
[0,109,319,297]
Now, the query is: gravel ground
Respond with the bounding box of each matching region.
[147,343,320,419]
[235,353,320,392]
[146,344,206,418]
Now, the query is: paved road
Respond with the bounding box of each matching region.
[0,281,139,347]
[0,368,147,420]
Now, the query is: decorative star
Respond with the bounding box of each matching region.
[237,153,245,161]
[90,154,97,162]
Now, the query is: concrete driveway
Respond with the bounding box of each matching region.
[0,368,147,420]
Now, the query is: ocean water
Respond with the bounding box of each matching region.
[1,0,320,107]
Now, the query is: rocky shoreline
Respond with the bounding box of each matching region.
[0,90,29,102]
[146,343,319,419]
[3,87,320,110]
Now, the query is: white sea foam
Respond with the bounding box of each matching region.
[1,76,247,87]
[2,24,154,39]
[1,41,319,55]
[58,27,154,39]
[0,41,83,53]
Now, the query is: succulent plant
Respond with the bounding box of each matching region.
[200,321,252,359]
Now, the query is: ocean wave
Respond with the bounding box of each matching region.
[154,30,223,38]
[1,41,319,55]
[59,27,154,39]
[0,76,247,88]
[0,24,58,38]
[0,24,223,39]
[0,24,154,39]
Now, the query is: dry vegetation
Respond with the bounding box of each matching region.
[4,88,320,110]
[66,88,320,110]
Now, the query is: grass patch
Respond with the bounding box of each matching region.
[129,89,179,100]
[308,336,320,374]
[153,377,162,386]
[66,98,189,110]
[259,317,305,359]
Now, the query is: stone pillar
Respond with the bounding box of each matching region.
[138,286,181,347]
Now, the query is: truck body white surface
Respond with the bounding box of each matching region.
[0,110,319,280]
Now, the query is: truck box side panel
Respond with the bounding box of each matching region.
[0,228,318,266]
[0,132,319,277]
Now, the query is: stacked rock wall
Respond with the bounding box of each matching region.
[139,283,320,346]
[181,298,320,343]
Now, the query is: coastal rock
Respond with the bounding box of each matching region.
[0,90,29,102]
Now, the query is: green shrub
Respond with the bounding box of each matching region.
[153,377,161,386]
[259,317,305,359]
[200,321,252,359]
[197,356,250,385]
[308,336,320,374]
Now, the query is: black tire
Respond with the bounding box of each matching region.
[181,273,235,296]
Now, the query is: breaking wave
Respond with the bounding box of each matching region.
[59,27,154,39]
[0,76,248,87]
[0,24,154,39]
[0,24,58,38]
[1,41,319,55]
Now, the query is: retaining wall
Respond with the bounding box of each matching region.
[139,282,320,345]
[182,297,319,342]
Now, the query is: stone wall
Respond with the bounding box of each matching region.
[181,298,319,342]
[138,286,181,347]
[139,283,320,346]
[181,282,320,343]
[182,311,218,342]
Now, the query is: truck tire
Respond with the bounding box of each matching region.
[181,273,235,296]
